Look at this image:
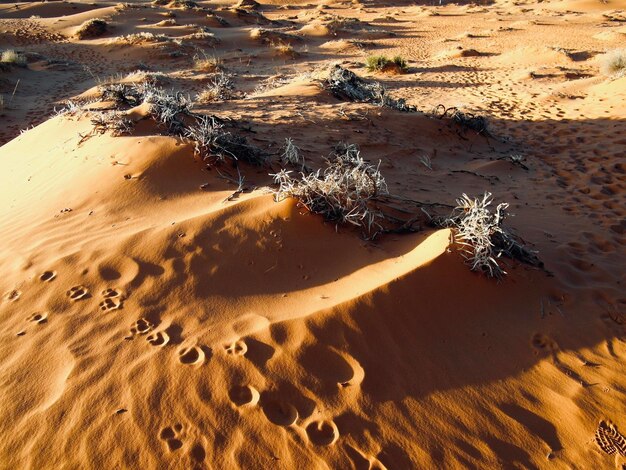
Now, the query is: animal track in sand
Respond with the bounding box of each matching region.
[228,385,260,407]
[102,288,122,298]
[99,288,124,311]
[99,297,122,311]
[7,290,21,302]
[66,285,89,301]
[130,318,154,336]
[159,423,184,452]
[262,400,298,426]
[224,340,247,356]
[27,312,48,325]
[306,420,339,446]
[146,331,170,347]
[531,333,559,354]
[595,420,626,456]
[178,346,206,365]
[39,271,56,282]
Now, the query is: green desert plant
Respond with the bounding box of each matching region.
[365,55,408,73]
[600,49,626,78]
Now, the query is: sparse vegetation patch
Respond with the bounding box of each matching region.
[272,143,387,237]
[324,65,414,111]
[75,19,108,39]
[600,49,626,78]
[365,55,408,74]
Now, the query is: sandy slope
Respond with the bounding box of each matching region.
[1,0,625,468]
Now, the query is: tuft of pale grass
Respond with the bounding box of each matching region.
[75,18,108,39]
[280,137,306,170]
[600,49,626,78]
[194,55,221,73]
[272,42,297,57]
[1,50,27,66]
[195,72,234,102]
[440,192,541,278]
[365,55,408,74]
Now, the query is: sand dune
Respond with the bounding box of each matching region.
[1,0,625,468]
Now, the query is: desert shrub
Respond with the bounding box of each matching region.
[185,115,265,165]
[99,82,145,106]
[54,99,84,117]
[196,72,234,102]
[432,104,489,135]
[365,55,408,73]
[91,111,134,136]
[280,137,306,170]
[168,0,197,9]
[75,18,108,39]
[441,192,541,278]
[600,49,626,78]
[142,85,192,134]
[155,19,177,26]
[272,143,387,237]
[116,32,174,45]
[1,50,27,66]
[324,65,414,111]
[250,28,300,45]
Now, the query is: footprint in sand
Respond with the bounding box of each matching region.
[146,331,170,347]
[262,400,298,426]
[595,420,626,456]
[130,318,154,336]
[102,288,123,299]
[99,288,124,311]
[66,285,89,301]
[531,333,558,353]
[99,297,123,311]
[7,290,21,302]
[39,271,56,282]
[178,346,206,365]
[159,423,184,452]
[224,340,247,356]
[228,385,260,407]
[306,420,339,446]
[27,312,48,325]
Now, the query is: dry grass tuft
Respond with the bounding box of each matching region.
[1,50,27,66]
[194,55,221,73]
[600,49,626,78]
[195,72,234,102]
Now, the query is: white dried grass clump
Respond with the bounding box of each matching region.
[280,138,304,169]
[446,192,510,278]
[1,50,26,66]
[272,144,387,237]
[600,49,626,78]
[196,72,234,102]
